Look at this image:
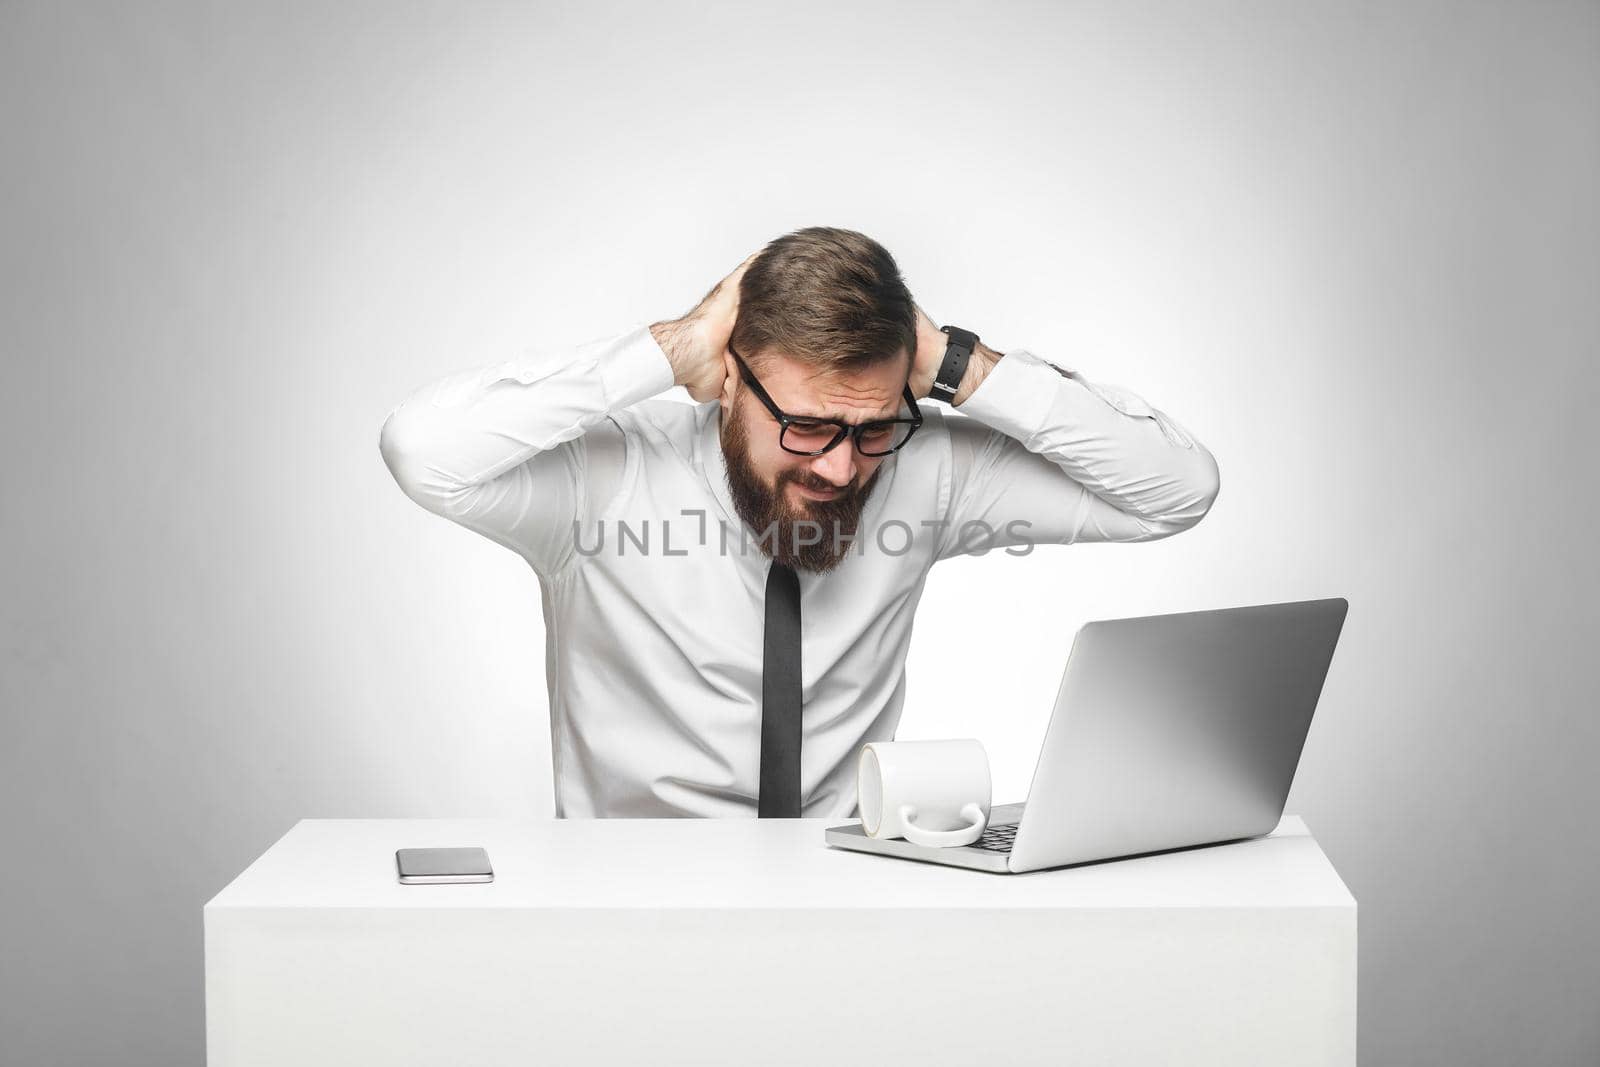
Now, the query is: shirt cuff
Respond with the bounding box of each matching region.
[599,321,678,410]
[952,348,1070,443]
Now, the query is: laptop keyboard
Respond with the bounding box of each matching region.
[971,822,1020,852]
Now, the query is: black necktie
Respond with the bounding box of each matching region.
[759,560,803,818]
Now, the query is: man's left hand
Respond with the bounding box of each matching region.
[909,303,949,401]
[909,303,1001,406]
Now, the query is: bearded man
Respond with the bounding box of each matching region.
[379,226,1220,818]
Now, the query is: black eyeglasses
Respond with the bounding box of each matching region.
[728,345,923,457]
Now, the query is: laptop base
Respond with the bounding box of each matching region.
[823,801,1027,874]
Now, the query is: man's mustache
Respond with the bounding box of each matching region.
[783,471,855,497]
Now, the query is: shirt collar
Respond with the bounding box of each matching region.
[691,400,741,534]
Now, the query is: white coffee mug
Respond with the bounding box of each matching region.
[857,739,991,848]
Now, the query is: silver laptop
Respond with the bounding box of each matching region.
[824,597,1349,874]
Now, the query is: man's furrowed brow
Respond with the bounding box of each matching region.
[812,403,903,423]
[803,387,904,423]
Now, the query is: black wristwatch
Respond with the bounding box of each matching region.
[929,325,980,404]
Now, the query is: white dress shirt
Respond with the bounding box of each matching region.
[378,322,1220,818]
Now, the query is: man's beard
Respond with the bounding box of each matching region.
[720,403,884,574]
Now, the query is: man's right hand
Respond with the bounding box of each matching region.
[651,251,758,403]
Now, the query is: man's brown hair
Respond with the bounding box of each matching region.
[730,226,916,377]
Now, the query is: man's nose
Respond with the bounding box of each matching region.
[810,441,857,487]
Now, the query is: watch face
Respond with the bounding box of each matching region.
[941,325,977,347]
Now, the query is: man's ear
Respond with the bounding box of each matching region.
[719,349,738,415]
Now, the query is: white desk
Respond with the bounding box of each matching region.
[205,816,1355,1066]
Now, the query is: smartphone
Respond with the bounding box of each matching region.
[396,846,494,884]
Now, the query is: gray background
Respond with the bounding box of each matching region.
[2,1,1595,1064]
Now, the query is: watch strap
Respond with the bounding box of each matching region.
[930,325,979,403]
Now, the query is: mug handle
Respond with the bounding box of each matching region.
[898,802,988,848]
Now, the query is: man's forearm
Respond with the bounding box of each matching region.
[380,323,674,508]
[950,340,1005,407]
[649,318,703,390]
[953,346,1221,530]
